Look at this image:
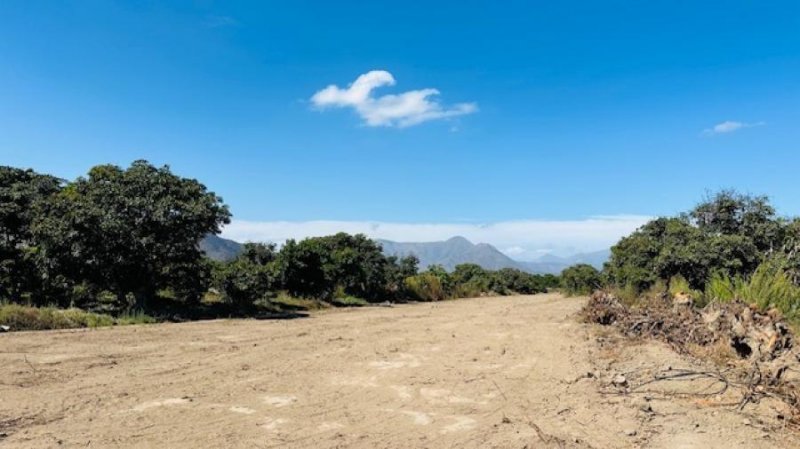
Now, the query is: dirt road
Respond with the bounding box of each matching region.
[1,294,797,448]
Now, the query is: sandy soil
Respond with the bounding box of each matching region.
[1,293,798,448]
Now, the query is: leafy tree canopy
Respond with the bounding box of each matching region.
[31,160,231,308]
[606,190,792,292]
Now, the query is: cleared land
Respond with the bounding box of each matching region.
[1,294,797,448]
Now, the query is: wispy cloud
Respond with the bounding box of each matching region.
[311,70,477,128]
[703,120,764,135]
[221,215,651,259]
[503,246,527,256]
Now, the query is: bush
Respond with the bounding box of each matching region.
[266,291,327,311]
[278,233,393,301]
[609,283,640,306]
[0,303,120,331]
[404,274,446,301]
[743,259,800,315]
[213,243,279,308]
[605,191,787,294]
[451,264,491,296]
[560,264,602,296]
[667,275,704,304]
[491,268,549,295]
[703,258,800,321]
[330,285,369,306]
[704,272,737,303]
[116,309,158,325]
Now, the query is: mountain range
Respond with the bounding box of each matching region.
[199,234,244,261]
[200,234,609,274]
[378,236,520,272]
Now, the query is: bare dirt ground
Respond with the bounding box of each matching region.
[2,293,798,448]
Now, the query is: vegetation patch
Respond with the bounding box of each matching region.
[2,161,562,331]
[0,303,154,331]
[560,264,602,296]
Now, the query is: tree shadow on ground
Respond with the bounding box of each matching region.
[144,298,309,322]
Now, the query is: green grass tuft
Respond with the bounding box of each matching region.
[0,303,156,331]
[704,258,800,322]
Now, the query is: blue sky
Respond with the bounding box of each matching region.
[2,1,799,257]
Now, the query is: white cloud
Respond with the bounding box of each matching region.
[703,120,764,135]
[503,246,527,256]
[311,70,477,127]
[221,215,652,259]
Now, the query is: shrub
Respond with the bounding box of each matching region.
[609,283,640,306]
[404,273,446,301]
[736,259,800,319]
[278,233,393,301]
[491,268,548,295]
[330,285,369,306]
[61,308,115,327]
[560,264,602,296]
[667,275,705,304]
[451,264,491,296]
[452,282,486,298]
[0,303,122,331]
[704,258,800,321]
[116,309,157,325]
[265,291,326,311]
[605,191,786,294]
[213,243,279,308]
[704,272,737,303]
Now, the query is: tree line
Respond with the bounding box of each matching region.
[1,161,559,324]
[559,191,800,320]
[213,235,558,309]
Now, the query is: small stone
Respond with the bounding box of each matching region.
[625,429,637,437]
[743,418,752,426]
[612,374,628,386]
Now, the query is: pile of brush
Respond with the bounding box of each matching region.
[582,290,800,423]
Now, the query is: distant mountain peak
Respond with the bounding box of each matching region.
[447,235,471,243]
[200,234,243,261]
[379,237,523,272]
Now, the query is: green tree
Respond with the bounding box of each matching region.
[451,263,490,295]
[32,161,230,310]
[538,273,561,290]
[385,254,419,297]
[277,233,392,301]
[561,263,602,296]
[688,190,783,252]
[606,191,778,292]
[0,167,62,303]
[423,264,453,297]
[214,243,279,309]
[491,268,547,295]
[403,273,446,301]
